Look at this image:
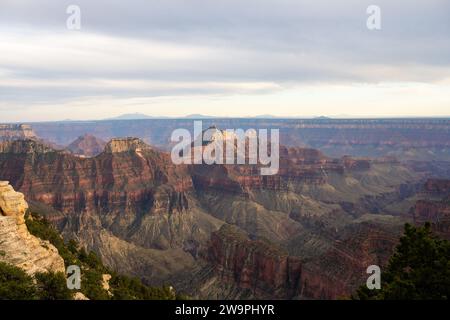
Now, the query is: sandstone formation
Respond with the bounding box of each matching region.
[104,137,152,154]
[0,181,65,275]
[73,292,89,300]
[102,273,113,296]
[0,181,28,221]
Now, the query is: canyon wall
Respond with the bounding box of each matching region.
[0,132,427,299]
[207,224,303,299]
[412,179,450,240]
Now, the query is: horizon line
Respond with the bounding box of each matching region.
[2,115,450,125]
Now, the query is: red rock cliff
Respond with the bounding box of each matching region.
[207,224,303,299]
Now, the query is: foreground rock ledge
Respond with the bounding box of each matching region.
[0,181,65,275]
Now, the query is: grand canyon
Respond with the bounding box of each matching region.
[1,118,449,299]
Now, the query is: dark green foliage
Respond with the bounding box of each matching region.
[0,262,37,300]
[355,223,450,300]
[81,250,105,271]
[81,269,110,300]
[109,273,176,300]
[35,272,73,300]
[67,239,79,255]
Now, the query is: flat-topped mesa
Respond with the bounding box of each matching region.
[0,181,65,275]
[0,124,37,141]
[104,137,151,153]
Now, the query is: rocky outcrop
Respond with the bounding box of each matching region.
[67,134,106,157]
[0,124,36,141]
[102,274,113,296]
[0,181,65,275]
[73,292,89,300]
[0,181,28,222]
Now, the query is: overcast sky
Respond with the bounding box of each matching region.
[0,0,449,121]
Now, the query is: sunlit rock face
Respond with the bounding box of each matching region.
[104,137,150,153]
[0,181,65,275]
[0,180,28,219]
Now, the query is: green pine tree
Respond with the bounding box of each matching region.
[0,262,37,300]
[35,272,73,300]
[355,223,450,300]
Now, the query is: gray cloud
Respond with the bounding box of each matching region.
[0,0,449,119]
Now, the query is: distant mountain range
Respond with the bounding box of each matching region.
[106,113,332,120]
[106,113,221,120]
[106,113,169,120]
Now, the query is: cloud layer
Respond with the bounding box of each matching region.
[0,0,449,121]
